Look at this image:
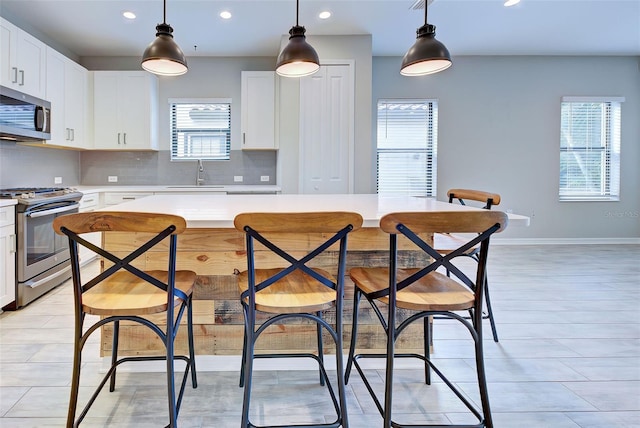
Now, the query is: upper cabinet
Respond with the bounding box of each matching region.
[241,71,277,150]
[93,71,158,150]
[45,47,90,149]
[0,17,46,99]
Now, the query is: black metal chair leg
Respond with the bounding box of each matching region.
[423,316,431,385]
[484,278,499,342]
[187,296,198,387]
[109,320,119,392]
[239,305,248,388]
[67,333,83,428]
[166,322,178,427]
[345,288,361,384]
[474,332,493,428]
[317,311,326,386]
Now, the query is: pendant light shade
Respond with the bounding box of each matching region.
[400,3,451,76]
[276,0,320,77]
[141,0,187,76]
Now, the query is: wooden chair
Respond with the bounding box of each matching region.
[234,211,363,428]
[434,188,502,342]
[53,212,198,428]
[345,210,508,428]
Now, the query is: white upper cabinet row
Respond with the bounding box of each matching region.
[2,17,277,152]
[1,17,159,151]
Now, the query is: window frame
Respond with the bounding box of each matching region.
[559,96,623,202]
[169,98,232,161]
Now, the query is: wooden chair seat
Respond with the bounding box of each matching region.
[237,268,337,314]
[83,270,196,316]
[350,267,475,312]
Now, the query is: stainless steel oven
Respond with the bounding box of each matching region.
[1,188,82,309]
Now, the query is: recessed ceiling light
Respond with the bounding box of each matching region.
[122,11,136,20]
[319,11,331,19]
[504,0,521,6]
[220,11,232,19]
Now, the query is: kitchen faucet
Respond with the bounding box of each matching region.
[196,159,205,186]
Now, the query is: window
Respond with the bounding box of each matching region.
[169,99,231,160]
[376,99,438,196]
[559,96,623,201]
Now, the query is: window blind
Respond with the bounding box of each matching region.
[170,99,231,160]
[377,99,438,196]
[559,97,622,201]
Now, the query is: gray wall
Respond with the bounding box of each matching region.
[373,56,640,240]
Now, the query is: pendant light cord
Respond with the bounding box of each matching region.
[163,0,167,24]
[424,0,428,25]
[296,0,300,26]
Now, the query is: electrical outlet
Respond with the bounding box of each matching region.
[54,176,62,184]
[234,175,243,182]
[260,175,270,182]
[108,176,118,183]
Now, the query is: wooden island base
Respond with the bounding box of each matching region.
[100,227,432,357]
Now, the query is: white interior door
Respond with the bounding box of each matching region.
[299,63,354,194]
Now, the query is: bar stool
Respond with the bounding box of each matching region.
[345,210,508,428]
[234,211,363,428]
[434,188,502,342]
[53,212,198,428]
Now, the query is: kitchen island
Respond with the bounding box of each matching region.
[96,194,529,357]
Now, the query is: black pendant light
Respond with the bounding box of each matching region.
[275,0,320,78]
[400,1,451,76]
[141,0,188,76]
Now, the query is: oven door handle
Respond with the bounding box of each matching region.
[26,203,80,218]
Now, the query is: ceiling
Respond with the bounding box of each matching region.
[1,0,638,59]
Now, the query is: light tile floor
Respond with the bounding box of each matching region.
[1,245,639,427]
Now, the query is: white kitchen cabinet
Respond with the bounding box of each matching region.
[0,206,16,308]
[0,17,46,99]
[45,47,89,149]
[103,192,153,206]
[93,71,158,150]
[241,71,277,150]
[78,192,101,264]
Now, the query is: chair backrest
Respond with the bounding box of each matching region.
[52,211,189,305]
[234,211,363,304]
[447,189,501,210]
[377,210,508,312]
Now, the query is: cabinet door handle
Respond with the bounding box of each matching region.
[65,128,69,140]
[9,234,16,254]
[19,69,24,86]
[70,128,75,141]
[117,132,121,144]
[11,67,18,83]
[123,133,126,144]
[243,132,246,145]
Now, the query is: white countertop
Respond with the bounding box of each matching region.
[0,199,17,208]
[75,185,280,194]
[97,193,531,229]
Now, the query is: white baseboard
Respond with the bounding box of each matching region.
[493,237,640,245]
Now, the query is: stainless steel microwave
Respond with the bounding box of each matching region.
[0,85,51,142]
